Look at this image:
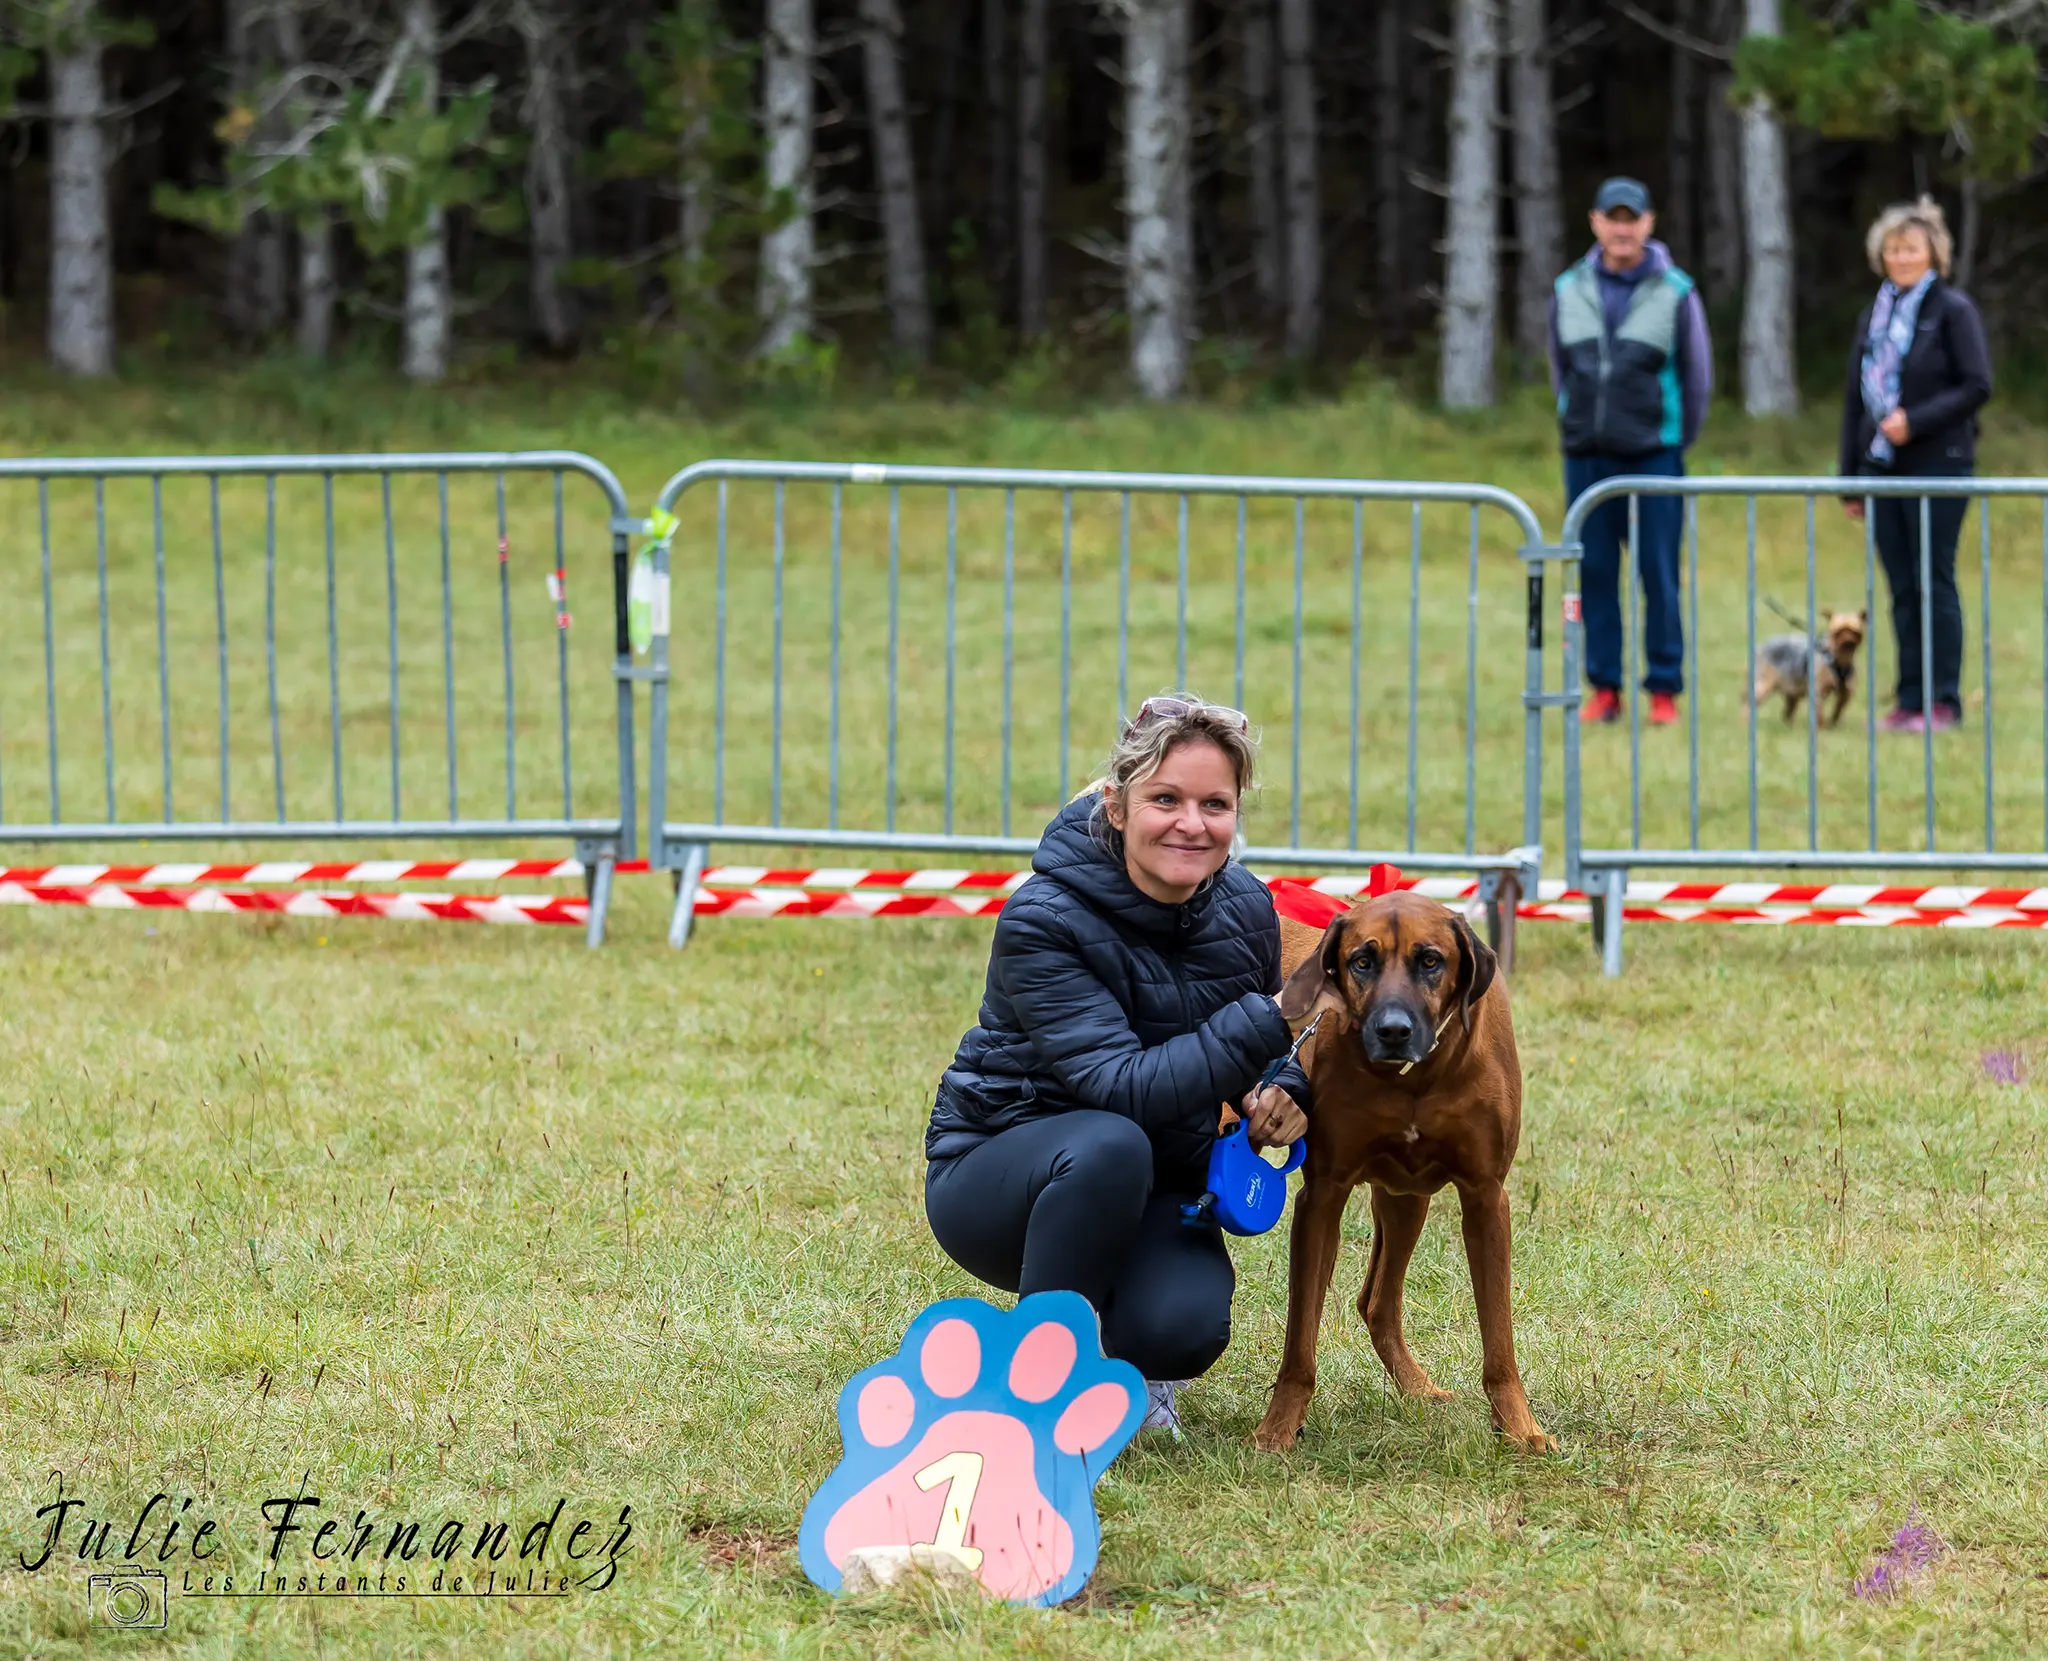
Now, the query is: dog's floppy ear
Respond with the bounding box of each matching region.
[1279,917,1346,1022]
[1449,913,1498,1032]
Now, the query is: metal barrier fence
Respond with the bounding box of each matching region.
[0,453,638,945]
[1562,474,2048,974]
[641,460,1567,950]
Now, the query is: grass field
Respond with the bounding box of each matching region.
[0,374,2046,1657]
[2,891,2047,1658]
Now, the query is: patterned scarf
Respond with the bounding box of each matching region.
[1860,273,1936,464]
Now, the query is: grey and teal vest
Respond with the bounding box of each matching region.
[1554,258,1695,456]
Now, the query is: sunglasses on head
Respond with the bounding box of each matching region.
[1125,696,1250,735]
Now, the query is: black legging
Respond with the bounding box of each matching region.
[1868,470,1971,717]
[925,1111,1234,1383]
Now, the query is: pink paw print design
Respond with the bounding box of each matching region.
[798,1290,1145,1606]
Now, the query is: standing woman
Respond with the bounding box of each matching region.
[924,696,1309,1439]
[1839,196,1993,732]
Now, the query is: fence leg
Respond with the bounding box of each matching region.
[667,842,709,950]
[1592,867,1626,978]
[583,850,616,950]
[1478,869,1518,977]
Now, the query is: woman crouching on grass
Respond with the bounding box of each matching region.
[923,694,1309,1439]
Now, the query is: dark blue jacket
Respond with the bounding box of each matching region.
[925,793,1309,1177]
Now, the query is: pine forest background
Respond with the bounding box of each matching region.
[1,0,2046,415]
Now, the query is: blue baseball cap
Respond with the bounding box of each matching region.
[1592,177,1654,216]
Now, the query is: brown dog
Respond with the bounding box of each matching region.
[1252,892,1553,1453]
[1752,609,1867,727]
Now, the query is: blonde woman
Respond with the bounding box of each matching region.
[1838,196,1993,732]
[923,695,1308,1439]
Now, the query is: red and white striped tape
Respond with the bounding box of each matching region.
[0,880,587,926]
[699,866,2048,917]
[692,887,1010,919]
[3,857,2041,935]
[0,858,651,887]
[1520,900,2048,930]
[700,866,1028,893]
[1583,879,2048,912]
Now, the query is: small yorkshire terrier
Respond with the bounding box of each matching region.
[1752,609,1867,727]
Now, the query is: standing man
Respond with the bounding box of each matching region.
[1551,177,1713,726]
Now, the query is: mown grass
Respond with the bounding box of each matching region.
[0,375,2045,1658]
[0,893,2046,1658]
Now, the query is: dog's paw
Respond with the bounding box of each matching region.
[1250,1421,1305,1453]
[1252,1388,1313,1452]
[1490,1412,1559,1454]
[798,1291,1145,1606]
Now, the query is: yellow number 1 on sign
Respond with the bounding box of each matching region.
[798,1291,1146,1606]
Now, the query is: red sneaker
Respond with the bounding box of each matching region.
[1648,692,1680,726]
[1581,688,1622,725]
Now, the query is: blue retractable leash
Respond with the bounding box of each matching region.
[1181,1011,1323,1237]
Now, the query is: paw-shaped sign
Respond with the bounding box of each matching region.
[799,1290,1145,1606]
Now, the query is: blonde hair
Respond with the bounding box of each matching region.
[1866,196,1953,280]
[1076,692,1261,851]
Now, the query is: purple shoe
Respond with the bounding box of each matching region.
[1879,707,1925,733]
[1929,704,1964,732]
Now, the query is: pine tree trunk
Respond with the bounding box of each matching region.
[1440,0,1499,408]
[1957,175,1979,290]
[1275,0,1319,359]
[225,0,287,340]
[298,214,336,360]
[1665,0,1698,264]
[981,0,1014,313]
[48,3,114,377]
[1016,0,1049,336]
[400,0,450,381]
[758,0,815,355]
[677,8,712,286]
[518,2,578,352]
[1123,0,1191,400]
[859,0,932,361]
[1373,0,1405,331]
[1703,75,1742,302]
[1507,0,1561,377]
[269,0,332,360]
[1738,0,1796,415]
[1240,0,1281,321]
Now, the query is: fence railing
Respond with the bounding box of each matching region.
[0,453,639,945]
[1561,473,2048,973]
[18,451,2038,969]
[642,461,1565,948]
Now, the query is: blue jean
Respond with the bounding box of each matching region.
[1566,448,1686,695]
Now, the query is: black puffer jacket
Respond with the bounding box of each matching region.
[1837,279,1992,478]
[925,793,1309,1175]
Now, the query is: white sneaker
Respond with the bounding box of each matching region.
[1141,1379,1187,1441]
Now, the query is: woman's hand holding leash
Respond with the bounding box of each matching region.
[1240,1086,1306,1151]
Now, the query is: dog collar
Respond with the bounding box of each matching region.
[1398,1008,1461,1075]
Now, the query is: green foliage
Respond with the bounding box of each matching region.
[0,0,154,114]
[1734,0,2045,182]
[156,63,516,252]
[583,0,765,385]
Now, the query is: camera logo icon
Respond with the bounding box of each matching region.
[88,1566,168,1629]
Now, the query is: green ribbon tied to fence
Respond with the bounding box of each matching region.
[630,507,679,656]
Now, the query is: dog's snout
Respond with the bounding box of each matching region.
[1365,1005,1422,1061]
